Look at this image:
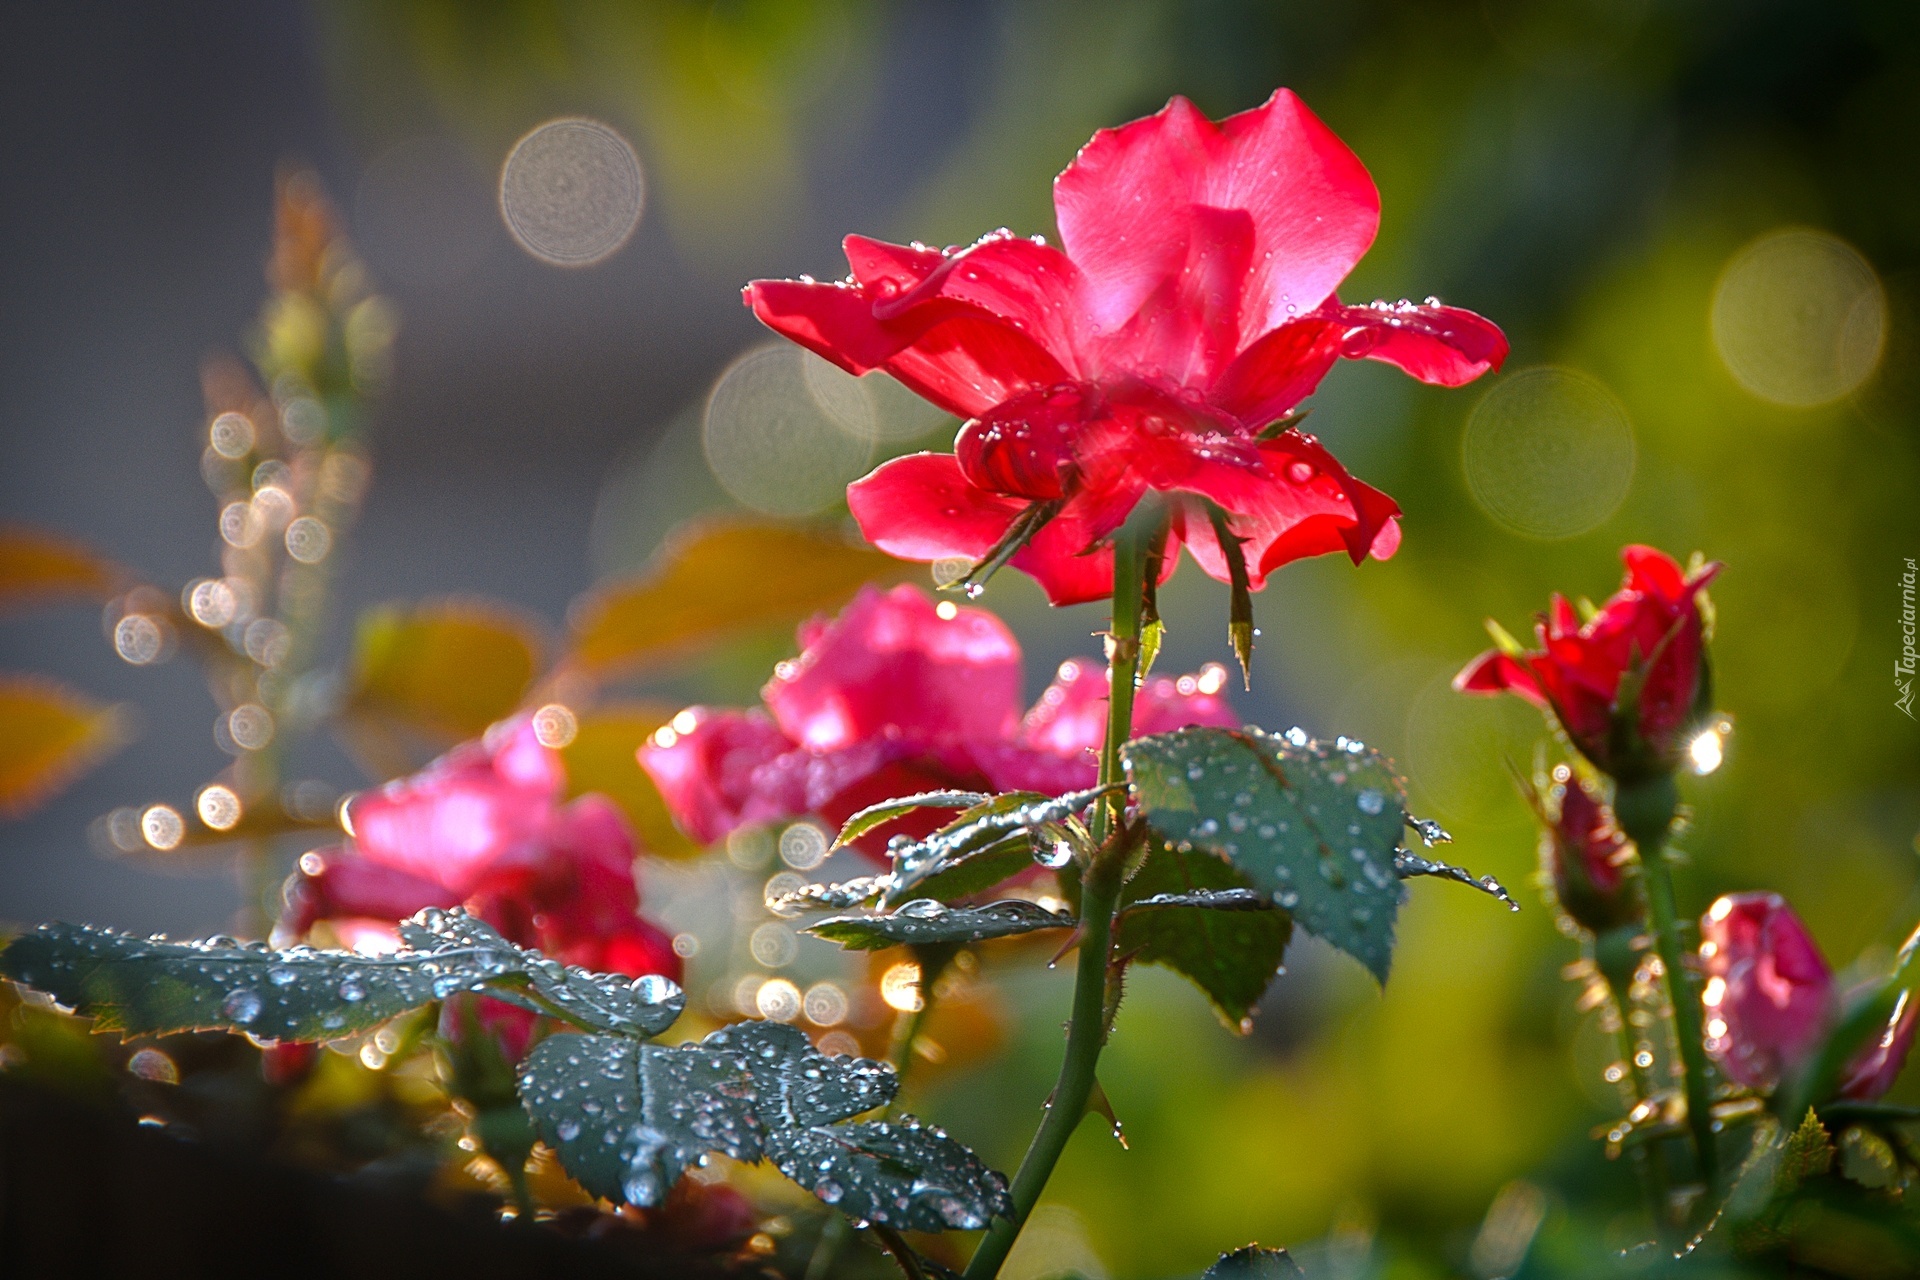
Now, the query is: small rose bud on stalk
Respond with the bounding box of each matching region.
[1701,893,1919,1121]
[1520,762,1640,938]
[1459,546,1725,1200]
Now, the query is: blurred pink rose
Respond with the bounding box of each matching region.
[283,718,680,996]
[1701,892,1916,1101]
[639,584,1238,857]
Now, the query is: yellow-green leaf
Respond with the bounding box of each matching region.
[0,675,131,818]
[557,703,698,859]
[0,526,125,612]
[343,598,544,743]
[566,519,905,678]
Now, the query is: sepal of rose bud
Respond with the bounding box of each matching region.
[1838,990,1919,1101]
[1536,765,1639,934]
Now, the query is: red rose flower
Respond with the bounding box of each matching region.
[1455,545,1721,780]
[744,90,1506,605]
[281,718,680,988]
[638,584,1237,856]
[1536,765,1638,934]
[1701,892,1917,1100]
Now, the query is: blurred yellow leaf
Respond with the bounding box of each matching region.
[557,703,698,860]
[342,598,544,747]
[566,519,904,678]
[0,526,126,612]
[0,675,130,818]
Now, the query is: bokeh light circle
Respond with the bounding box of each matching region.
[1711,227,1886,407]
[499,118,644,266]
[1462,366,1635,539]
[703,343,875,517]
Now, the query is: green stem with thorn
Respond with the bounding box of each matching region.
[963,521,1146,1280]
[1615,773,1717,1200]
[1594,923,1671,1235]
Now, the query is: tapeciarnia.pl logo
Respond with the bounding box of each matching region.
[1900,557,1917,719]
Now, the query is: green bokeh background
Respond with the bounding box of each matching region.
[147,0,1920,1273]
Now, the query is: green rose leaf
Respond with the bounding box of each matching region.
[1123,726,1411,983]
[805,899,1074,951]
[769,1118,1009,1232]
[1204,1244,1306,1279]
[0,909,683,1042]
[1113,840,1293,1031]
[521,1023,1009,1231]
[519,1032,768,1207]
[833,790,993,850]
[882,786,1113,906]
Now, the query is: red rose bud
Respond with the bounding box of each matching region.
[440,992,542,1069]
[656,1178,757,1253]
[1456,545,1720,781]
[639,585,1237,858]
[745,91,1505,606]
[1701,892,1917,1101]
[1535,765,1638,933]
[260,1041,319,1088]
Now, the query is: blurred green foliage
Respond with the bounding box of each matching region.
[297,0,1920,1273]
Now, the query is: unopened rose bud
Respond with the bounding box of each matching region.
[1538,766,1639,934]
[1457,545,1720,783]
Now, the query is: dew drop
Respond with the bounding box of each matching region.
[1356,788,1385,815]
[222,988,263,1024]
[630,973,678,1004]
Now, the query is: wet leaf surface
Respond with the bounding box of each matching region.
[1204,1244,1306,1279]
[0,909,683,1042]
[521,1022,1008,1229]
[769,1118,1009,1232]
[882,786,1112,906]
[1125,727,1409,983]
[520,1032,766,1208]
[805,899,1074,950]
[834,790,992,850]
[1112,840,1292,1030]
[1392,849,1517,911]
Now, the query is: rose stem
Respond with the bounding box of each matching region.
[1594,924,1670,1235]
[1614,773,1716,1202]
[963,523,1144,1280]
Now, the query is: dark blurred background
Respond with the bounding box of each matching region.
[4,1,1918,1274]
